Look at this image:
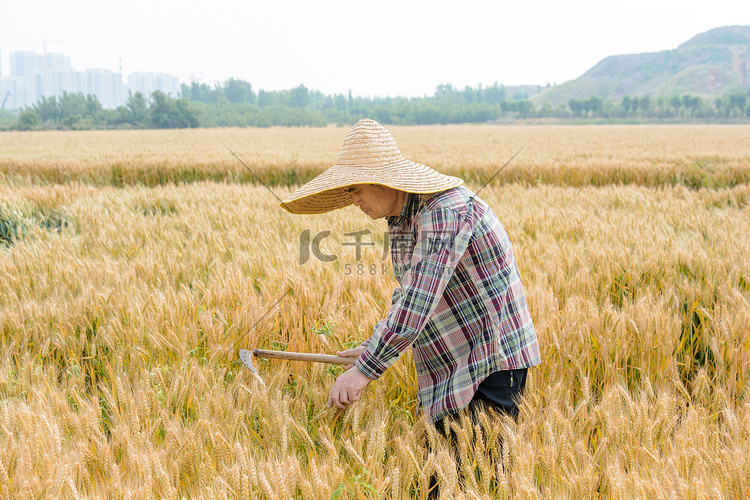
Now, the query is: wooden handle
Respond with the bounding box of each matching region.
[253,349,357,365]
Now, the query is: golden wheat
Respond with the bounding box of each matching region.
[0,127,749,498]
[1,125,749,188]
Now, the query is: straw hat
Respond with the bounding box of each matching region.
[280,119,463,214]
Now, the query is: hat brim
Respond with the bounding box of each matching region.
[280,160,464,214]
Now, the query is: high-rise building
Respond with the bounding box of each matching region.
[1,76,35,110]
[127,72,180,99]
[10,51,70,77]
[45,53,71,71]
[35,68,85,101]
[1,50,181,111]
[10,51,41,76]
[85,69,124,109]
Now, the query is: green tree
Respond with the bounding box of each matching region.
[183,81,218,103]
[0,109,15,130]
[16,109,40,130]
[223,78,255,104]
[621,96,631,115]
[517,100,535,118]
[568,99,584,117]
[32,95,62,123]
[30,92,103,126]
[464,86,475,103]
[656,97,666,116]
[714,97,724,115]
[483,82,506,104]
[333,94,348,111]
[289,85,310,108]
[587,96,603,116]
[670,96,682,116]
[414,103,442,124]
[682,95,701,117]
[639,95,651,115]
[435,83,454,96]
[258,89,288,108]
[682,94,693,110]
[500,100,516,115]
[126,91,148,123]
[728,92,748,116]
[113,91,148,127]
[149,90,198,129]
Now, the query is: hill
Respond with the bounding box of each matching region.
[533,26,750,107]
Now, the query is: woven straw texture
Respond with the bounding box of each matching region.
[280,119,463,214]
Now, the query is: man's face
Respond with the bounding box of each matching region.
[348,184,405,219]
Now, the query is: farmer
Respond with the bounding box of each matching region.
[280,118,540,428]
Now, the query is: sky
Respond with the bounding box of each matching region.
[2,0,749,98]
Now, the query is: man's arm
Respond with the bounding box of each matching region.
[355,207,473,380]
[391,286,403,304]
[328,207,473,409]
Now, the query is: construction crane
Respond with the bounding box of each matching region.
[1,39,64,80]
[42,40,63,54]
[0,39,63,77]
[1,91,9,110]
[0,39,63,55]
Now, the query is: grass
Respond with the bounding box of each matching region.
[0,125,749,498]
[0,208,26,246]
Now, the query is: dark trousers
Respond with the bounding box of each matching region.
[429,368,528,497]
[435,367,528,434]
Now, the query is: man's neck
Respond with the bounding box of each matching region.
[390,190,408,217]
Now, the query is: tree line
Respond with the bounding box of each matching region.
[564,93,749,119]
[4,78,750,131]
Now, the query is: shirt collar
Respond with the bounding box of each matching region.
[387,192,423,228]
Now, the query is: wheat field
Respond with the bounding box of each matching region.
[1,125,749,188]
[0,125,749,499]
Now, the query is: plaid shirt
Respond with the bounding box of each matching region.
[355,186,541,422]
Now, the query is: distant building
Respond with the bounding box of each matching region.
[35,68,86,102]
[1,76,35,110]
[10,51,71,76]
[44,53,71,71]
[1,50,182,111]
[85,69,124,109]
[10,51,45,76]
[127,72,180,99]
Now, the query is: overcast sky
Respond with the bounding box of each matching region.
[2,0,749,98]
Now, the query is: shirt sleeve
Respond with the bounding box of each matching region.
[355,206,473,380]
[391,287,404,305]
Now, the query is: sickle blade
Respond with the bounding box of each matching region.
[239,349,265,385]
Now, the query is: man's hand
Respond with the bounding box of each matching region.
[327,366,371,409]
[338,345,367,370]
